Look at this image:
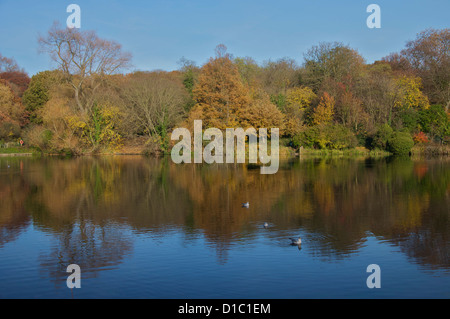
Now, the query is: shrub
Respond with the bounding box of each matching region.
[413,131,429,144]
[24,125,53,150]
[371,124,394,150]
[387,131,414,155]
[292,126,319,149]
[326,125,358,149]
[292,124,357,150]
[418,105,450,142]
[0,121,21,139]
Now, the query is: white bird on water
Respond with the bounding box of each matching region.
[242,202,249,208]
[289,237,302,245]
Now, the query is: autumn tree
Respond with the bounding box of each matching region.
[189,45,250,129]
[234,56,261,87]
[336,88,367,132]
[393,75,430,110]
[22,70,63,123]
[0,53,22,73]
[0,71,30,97]
[318,79,368,133]
[312,92,335,125]
[121,72,188,147]
[400,28,450,110]
[38,96,80,151]
[242,88,285,132]
[355,63,397,129]
[38,22,132,115]
[0,80,27,139]
[303,42,365,91]
[282,86,316,135]
[381,53,412,74]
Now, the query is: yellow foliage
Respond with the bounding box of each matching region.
[393,75,430,110]
[286,86,316,111]
[312,92,335,125]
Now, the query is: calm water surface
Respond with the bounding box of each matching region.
[0,156,449,298]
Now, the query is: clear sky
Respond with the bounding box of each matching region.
[0,0,448,76]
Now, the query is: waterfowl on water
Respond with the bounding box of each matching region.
[289,237,302,245]
[242,202,249,208]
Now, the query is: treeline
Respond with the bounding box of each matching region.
[0,24,449,156]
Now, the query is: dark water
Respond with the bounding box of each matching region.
[0,155,449,299]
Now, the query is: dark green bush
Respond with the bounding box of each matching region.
[387,131,414,156]
[371,124,394,150]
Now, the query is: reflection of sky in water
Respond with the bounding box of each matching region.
[0,156,449,298]
[0,223,449,299]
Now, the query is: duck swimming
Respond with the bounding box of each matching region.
[289,237,302,245]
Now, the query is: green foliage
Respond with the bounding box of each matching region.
[418,105,450,142]
[183,69,195,95]
[270,93,286,110]
[293,124,357,150]
[387,131,414,155]
[22,71,60,124]
[396,108,420,133]
[372,124,394,150]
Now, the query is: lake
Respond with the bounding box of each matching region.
[0,155,448,299]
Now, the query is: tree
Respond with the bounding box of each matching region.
[312,92,335,125]
[177,57,199,95]
[243,88,285,131]
[303,42,365,91]
[261,58,299,96]
[0,53,22,73]
[122,72,188,142]
[401,29,450,110]
[381,53,412,74]
[393,75,430,110]
[0,80,27,139]
[189,45,250,129]
[282,86,316,135]
[285,86,316,112]
[38,96,80,152]
[418,104,450,142]
[22,70,63,123]
[0,71,30,97]
[38,22,132,115]
[234,56,261,87]
[355,63,397,129]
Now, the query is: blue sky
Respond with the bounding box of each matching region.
[0,0,448,76]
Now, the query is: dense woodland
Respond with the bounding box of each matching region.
[0,24,449,156]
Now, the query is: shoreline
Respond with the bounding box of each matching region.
[1,144,449,158]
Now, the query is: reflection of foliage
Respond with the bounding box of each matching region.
[0,169,31,247]
[39,221,133,286]
[1,156,449,271]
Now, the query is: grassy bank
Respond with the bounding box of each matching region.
[297,147,391,158]
[0,147,38,155]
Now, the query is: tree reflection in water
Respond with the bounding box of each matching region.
[0,155,449,282]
